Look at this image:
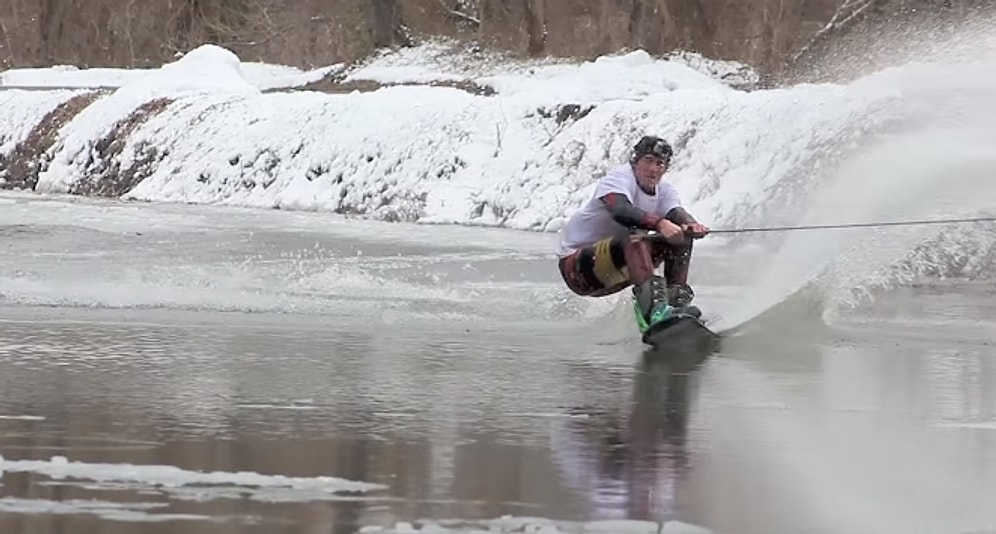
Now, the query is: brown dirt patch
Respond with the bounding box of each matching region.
[0,91,105,190]
[279,75,496,96]
[68,97,174,197]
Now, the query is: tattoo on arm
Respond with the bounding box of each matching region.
[600,193,662,230]
[666,207,696,226]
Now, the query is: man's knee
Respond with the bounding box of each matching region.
[558,250,604,296]
[558,239,634,295]
[558,255,587,295]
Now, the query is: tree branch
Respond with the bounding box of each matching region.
[791,0,878,64]
[435,0,481,27]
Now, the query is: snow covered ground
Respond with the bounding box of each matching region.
[0,41,766,233]
[0,40,792,233]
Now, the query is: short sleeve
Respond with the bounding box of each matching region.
[592,166,636,203]
[658,184,682,215]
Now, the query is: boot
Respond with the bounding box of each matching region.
[631,275,674,333]
[667,283,701,318]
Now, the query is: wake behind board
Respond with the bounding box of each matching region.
[642,313,718,348]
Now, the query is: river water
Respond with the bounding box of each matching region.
[1,192,995,534]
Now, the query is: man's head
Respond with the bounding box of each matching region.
[630,135,672,193]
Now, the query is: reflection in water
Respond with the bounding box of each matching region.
[0,316,645,533]
[5,298,996,534]
[551,343,714,524]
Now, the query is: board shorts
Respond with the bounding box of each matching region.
[558,234,691,297]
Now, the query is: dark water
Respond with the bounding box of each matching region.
[2,193,996,534]
[0,309,712,534]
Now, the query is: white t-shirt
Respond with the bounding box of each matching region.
[555,164,682,258]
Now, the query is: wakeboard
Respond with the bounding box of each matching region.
[641,313,719,348]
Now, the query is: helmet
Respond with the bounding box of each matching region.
[632,135,673,163]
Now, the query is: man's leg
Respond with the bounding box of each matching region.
[650,238,697,311]
[558,237,633,297]
[626,236,678,332]
[661,210,699,309]
[558,236,677,332]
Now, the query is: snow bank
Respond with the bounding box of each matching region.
[98,58,882,235]
[121,45,261,97]
[0,65,147,88]
[0,54,339,91]
[0,89,88,160]
[4,41,848,235]
[341,39,758,91]
[474,50,728,103]
[35,45,262,192]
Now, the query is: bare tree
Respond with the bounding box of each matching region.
[524,0,546,56]
[367,0,410,49]
[1,0,988,81]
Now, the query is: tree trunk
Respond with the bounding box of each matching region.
[366,0,407,48]
[524,0,546,56]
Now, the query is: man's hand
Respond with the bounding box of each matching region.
[682,222,711,239]
[655,219,686,245]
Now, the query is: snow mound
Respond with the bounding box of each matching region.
[35,45,262,192]
[118,44,261,99]
[341,40,749,98]
[0,47,339,91]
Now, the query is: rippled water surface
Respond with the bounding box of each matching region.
[2,194,995,534]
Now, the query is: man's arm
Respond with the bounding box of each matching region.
[599,193,663,230]
[665,207,697,225]
[667,206,711,238]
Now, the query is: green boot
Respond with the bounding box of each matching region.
[631,276,675,333]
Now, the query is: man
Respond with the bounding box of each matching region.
[555,135,710,333]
